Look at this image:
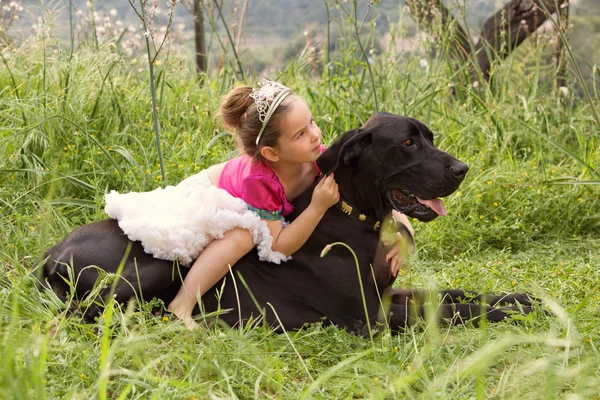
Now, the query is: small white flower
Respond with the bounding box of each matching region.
[419,58,429,69]
[559,86,569,97]
[110,8,117,17]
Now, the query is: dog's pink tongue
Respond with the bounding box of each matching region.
[416,196,447,216]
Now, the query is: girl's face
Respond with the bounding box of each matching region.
[273,96,322,164]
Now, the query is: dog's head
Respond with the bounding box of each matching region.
[317,112,468,222]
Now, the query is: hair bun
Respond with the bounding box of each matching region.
[218,86,254,132]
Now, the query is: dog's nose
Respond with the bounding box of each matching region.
[450,162,469,180]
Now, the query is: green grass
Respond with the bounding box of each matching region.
[1,11,600,398]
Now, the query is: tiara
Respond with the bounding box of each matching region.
[250,79,292,145]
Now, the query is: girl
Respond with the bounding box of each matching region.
[105,80,410,330]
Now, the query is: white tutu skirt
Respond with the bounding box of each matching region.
[104,171,290,266]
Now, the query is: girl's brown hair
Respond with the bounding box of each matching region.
[218,85,294,161]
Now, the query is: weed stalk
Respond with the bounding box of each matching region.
[135,0,166,184]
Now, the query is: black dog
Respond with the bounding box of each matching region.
[38,113,534,331]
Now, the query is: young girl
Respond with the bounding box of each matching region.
[169,80,343,329]
[105,80,409,329]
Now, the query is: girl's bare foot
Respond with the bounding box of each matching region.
[168,302,198,330]
[179,314,198,330]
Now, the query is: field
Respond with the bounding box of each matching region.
[1,2,600,398]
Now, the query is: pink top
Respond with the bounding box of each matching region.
[218,145,327,219]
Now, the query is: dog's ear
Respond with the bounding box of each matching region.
[317,128,373,175]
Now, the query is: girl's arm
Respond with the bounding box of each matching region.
[266,174,339,257]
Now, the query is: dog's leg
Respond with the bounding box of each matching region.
[386,301,533,329]
[437,290,536,307]
[383,289,534,330]
[387,289,535,307]
[81,259,182,322]
[436,303,534,325]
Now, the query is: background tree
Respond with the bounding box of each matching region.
[193,0,207,75]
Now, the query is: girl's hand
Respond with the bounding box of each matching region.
[310,174,340,214]
[385,211,415,277]
[385,245,403,277]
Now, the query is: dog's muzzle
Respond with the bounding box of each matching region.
[386,188,447,222]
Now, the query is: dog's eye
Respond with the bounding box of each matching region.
[401,139,415,147]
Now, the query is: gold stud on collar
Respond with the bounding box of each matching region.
[336,198,382,232]
[341,201,353,215]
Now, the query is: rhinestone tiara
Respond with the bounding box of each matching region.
[249,79,292,145]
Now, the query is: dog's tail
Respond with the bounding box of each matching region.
[32,249,53,290]
[33,244,70,300]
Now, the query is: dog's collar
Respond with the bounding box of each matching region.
[334,199,382,231]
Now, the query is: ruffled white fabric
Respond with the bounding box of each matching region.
[104,172,290,266]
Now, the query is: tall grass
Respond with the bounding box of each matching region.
[1,1,599,398]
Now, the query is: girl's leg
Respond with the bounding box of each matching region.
[168,228,254,329]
